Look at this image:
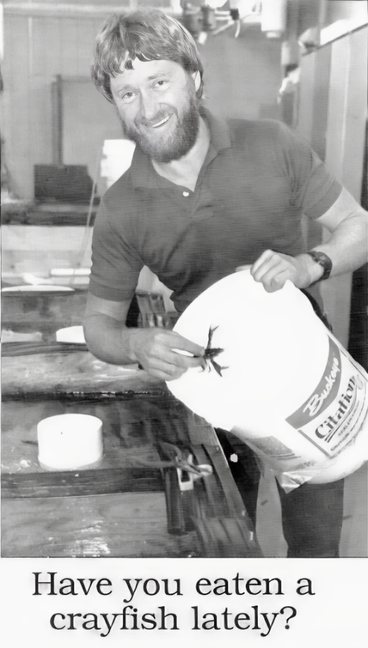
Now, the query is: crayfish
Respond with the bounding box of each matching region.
[200,325,228,377]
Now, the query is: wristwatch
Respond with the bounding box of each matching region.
[306,250,333,284]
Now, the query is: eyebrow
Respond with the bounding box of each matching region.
[115,84,134,95]
[147,73,167,80]
[114,72,168,94]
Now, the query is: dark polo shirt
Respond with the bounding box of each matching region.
[89,110,342,313]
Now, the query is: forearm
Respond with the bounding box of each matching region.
[84,312,205,380]
[298,211,368,284]
[296,213,367,288]
[247,205,367,292]
[84,313,141,366]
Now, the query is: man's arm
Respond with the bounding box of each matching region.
[83,293,205,381]
[238,188,368,292]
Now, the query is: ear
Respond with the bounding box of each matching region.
[191,70,201,92]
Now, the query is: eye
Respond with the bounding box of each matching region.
[154,79,168,89]
[121,91,136,104]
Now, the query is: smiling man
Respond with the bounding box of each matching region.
[85,9,368,557]
[110,56,209,189]
[112,58,201,163]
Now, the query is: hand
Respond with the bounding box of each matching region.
[129,328,205,381]
[236,250,320,292]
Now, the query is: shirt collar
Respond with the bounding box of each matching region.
[130,107,232,189]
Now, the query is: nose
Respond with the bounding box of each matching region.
[138,90,159,122]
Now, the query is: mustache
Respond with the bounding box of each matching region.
[135,107,176,128]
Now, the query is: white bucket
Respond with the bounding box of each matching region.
[37,413,103,471]
[167,270,368,491]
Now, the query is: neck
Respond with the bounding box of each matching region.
[151,116,210,192]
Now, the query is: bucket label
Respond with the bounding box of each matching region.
[286,335,368,457]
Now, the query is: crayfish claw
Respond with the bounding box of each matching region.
[211,360,229,377]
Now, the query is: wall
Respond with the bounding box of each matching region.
[1,0,171,200]
[200,26,282,121]
[1,2,282,201]
[326,0,368,24]
[2,9,108,198]
[296,24,367,346]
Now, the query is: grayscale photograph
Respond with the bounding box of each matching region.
[1,0,367,563]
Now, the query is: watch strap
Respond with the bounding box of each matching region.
[306,250,333,284]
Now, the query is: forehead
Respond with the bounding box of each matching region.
[110,58,187,90]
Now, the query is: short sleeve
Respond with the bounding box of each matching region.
[275,122,342,219]
[89,199,143,302]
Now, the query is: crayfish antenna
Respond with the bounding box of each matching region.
[207,325,219,347]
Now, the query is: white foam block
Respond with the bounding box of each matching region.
[56,326,86,344]
[37,413,103,471]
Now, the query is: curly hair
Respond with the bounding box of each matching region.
[91,9,204,103]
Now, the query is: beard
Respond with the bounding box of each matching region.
[119,91,200,163]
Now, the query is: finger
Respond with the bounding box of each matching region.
[169,350,205,370]
[259,269,290,292]
[166,331,204,357]
[235,264,252,273]
[250,250,275,275]
[143,359,188,381]
[251,254,287,283]
[163,366,188,381]
[158,345,204,369]
[136,331,203,373]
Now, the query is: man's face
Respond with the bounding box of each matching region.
[110,58,200,163]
